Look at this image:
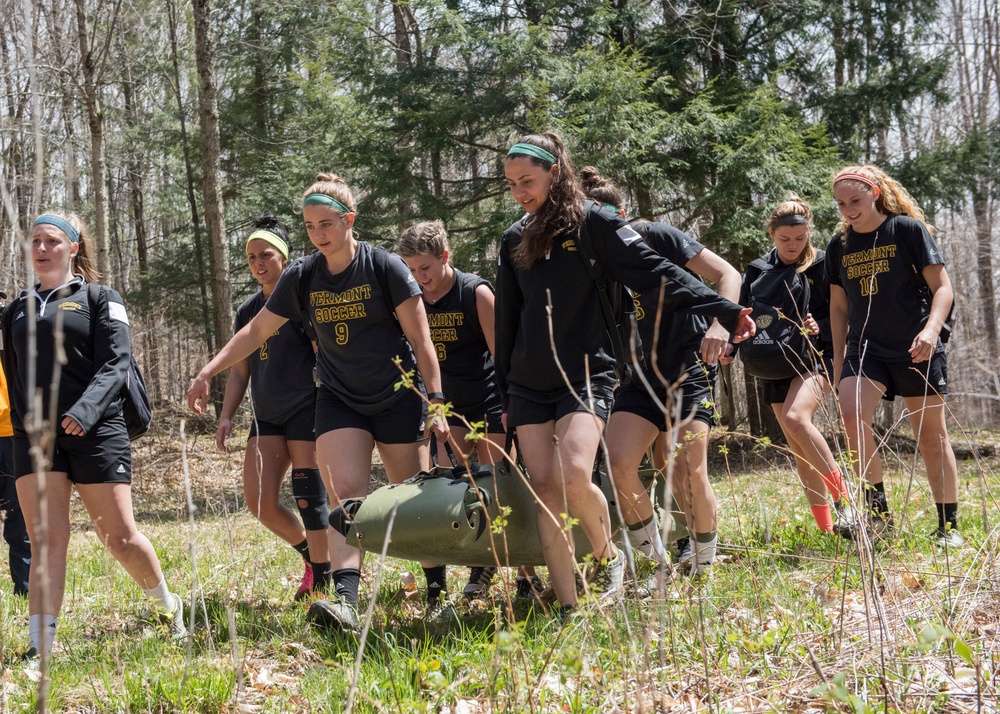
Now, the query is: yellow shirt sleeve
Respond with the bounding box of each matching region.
[0,360,13,437]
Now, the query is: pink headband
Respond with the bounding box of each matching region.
[833,171,878,190]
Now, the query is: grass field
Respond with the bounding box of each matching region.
[0,420,997,713]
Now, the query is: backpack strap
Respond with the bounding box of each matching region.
[296,252,322,335]
[370,245,400,317]
[456,269,488,338]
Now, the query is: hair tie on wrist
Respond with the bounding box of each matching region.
[427,391,445,401]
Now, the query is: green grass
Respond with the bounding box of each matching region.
[1,430,997,713]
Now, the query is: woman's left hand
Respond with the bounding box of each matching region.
[802,313,820,336]
[731,308,756,343]
[427,401,451,440]
[62,416,86,437]
[909,327,938,363]
[699,321,732,365]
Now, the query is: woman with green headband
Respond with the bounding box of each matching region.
[214,213,332,603]
[495,132,755,616]
[3,211,186,662]
[189,173,451,634]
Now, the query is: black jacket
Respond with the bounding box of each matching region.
[1,278,131,436]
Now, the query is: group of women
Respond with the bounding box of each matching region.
[2,131,962,657]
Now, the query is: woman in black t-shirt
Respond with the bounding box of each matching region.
[495,133,754,612]
[740,195,850,536]
[2,212,185,661]
[579,167,742,582]
[827,165,961,548]
[189,174,450,633]
[215,213,331,602]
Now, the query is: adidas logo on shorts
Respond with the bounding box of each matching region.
[116,464,127,474]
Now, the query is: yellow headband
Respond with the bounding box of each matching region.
[245,229,289,259]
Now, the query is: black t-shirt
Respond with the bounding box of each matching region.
[739,248,833,354]
[234,290,316,425]
[2,278,131,436]
[495,203,745,405]
[423,270,497,412]
[632,222,709,381]
[825,215,944,361]
[265,242,422,415]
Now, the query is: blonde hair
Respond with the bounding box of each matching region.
[766,193,816,273]
[34,210,100,283]
[396,220,449,258]
[301,172,357,214]
[833,164,934,235]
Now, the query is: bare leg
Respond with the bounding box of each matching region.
[17,473,73,617]
[316,428,375,573]
[243,435,307,545]
[838,376,887,487]
[903,393,957,504]
[287,439,330,563]
[606,411,660,526]
[671,420,715,536]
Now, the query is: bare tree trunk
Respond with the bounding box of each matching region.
[122,79,148,277]
[166,0,215,353]
[74,0,116,279]
[192,0,233,411]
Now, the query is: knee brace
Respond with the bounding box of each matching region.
[291,468,329,531]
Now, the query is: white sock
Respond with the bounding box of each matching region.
[29,614,58,655]
[142,578,174,613]
[691,533,717,576]
[627,517,666,561]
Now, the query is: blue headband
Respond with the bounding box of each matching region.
[34,214,80,243]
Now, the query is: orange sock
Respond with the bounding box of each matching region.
[822,469,845,502]
[811,504,834,532]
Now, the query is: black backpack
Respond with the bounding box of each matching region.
[86,284,153,440]
[740,259,813,381]
[454,269,489,338]
[575,203,645,385]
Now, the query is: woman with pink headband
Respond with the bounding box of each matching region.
[826,165,962,548]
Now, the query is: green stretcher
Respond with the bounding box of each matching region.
[330,457,683,567]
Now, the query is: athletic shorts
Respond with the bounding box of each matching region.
[612,367,718,430]
[507,383,615,429]
[761,355,834,405]
[841,351,948,401]
[13,414,132,484]
[448,395,504,435]
[314,386,426,444]
[248,403,316,442]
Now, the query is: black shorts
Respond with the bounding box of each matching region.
[761,355,834,405]
[248,403,316,442]
[13,414,132,484]
[315,387,426,444]
[507,383,615,428]
[612,366,718,430]
[448,395,504,434]
[841,351,948,401]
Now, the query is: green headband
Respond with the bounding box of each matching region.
[246,229,289,259]
[303,193,352,213]
[506,143,556,164]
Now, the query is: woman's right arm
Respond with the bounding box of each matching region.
[493,237,521,411]
[188,308,287,414]
[215,359,250,451]
[828,284,848,389]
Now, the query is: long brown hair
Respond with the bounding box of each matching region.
[508,132,585,269]
[766,194,816,273]
[833,164,934,235]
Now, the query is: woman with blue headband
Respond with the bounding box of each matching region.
[2,211,186,662]
[214,212,332,602]
[189,174,451,634]
[495,132,755,615]
[736,194,851,537]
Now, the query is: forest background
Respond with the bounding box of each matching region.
[1,0,998,438]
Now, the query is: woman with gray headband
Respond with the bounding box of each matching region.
[735,194,852,537]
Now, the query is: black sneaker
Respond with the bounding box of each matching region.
[424,598,459,633]
[462,566,497,600]
[515,575,544,601]
[307,596,361,634]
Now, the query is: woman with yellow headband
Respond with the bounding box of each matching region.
[188,175,450,635]
[827,164,962,549]
[214,213,331,602]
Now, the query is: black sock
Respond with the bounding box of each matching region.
[311,561,332,591]
[292,540,310,561]
[332,568,361,606]
[423,565,447,603]
[866,483,888,515]
[936,503,958,532]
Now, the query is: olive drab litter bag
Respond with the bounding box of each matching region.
[330,457,682,567]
